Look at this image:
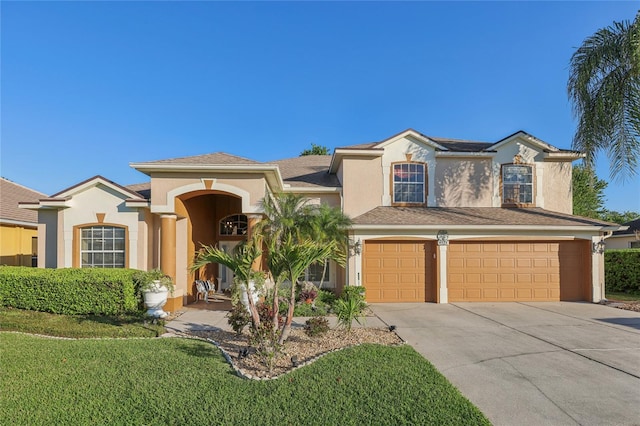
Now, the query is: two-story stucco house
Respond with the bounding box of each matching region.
[20,129,620,311]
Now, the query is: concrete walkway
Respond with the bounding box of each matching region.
[165,307,389,334]
[370,302,640,426]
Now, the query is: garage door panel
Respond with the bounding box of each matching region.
[363,241,435,303]
[449,241,590,302]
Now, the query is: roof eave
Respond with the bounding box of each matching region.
[351,224,621,232]
[435,151,496,158]
[329,149,384,173]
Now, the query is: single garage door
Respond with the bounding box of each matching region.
[448,241,590,302]
[362,240,435,303]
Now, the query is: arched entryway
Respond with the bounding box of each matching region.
[175,190,249,304]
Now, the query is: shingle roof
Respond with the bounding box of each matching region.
[612,217,640,236]
[429,137,494,152]
[0,178,46,224]
[125,182,151,199]
[352,207,617,228]
[137,152,260,166]
[271,155,340,188]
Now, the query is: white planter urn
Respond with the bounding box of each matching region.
[143,280,169,318]
[239,280,259,314]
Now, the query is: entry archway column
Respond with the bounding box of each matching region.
[160,214,177,280]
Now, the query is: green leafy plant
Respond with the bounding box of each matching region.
[605,249,640,294]
[227,304,251,335]
[138,269,175,294]
[334,286,367,332]
[304,316,330,337]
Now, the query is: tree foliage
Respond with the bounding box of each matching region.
[572,165,639,223]
[300,143,330,156]
[567,12,640,180]
[572,165,608,218]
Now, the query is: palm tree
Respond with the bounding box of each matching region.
[265,235,336,344]
[307,203,352,288]
[256,192,311,245]
[568,12,640,180]
[191,238,263,328]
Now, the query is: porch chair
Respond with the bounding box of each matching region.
[195,280,217,303]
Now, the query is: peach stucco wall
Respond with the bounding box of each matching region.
[435,158,493,207]
[150,173,267,213]
[542,162,573,214]
[341,156,383,218]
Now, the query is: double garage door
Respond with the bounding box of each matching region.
[362,240,590,303]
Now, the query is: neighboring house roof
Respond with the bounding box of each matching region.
[352,207,619,229]
[612,217,640,236]
[135,152,260,166]
[0,177,46,225]
[271,155,340,188]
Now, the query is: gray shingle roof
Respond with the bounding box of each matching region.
[0,178,46,224]
[125,182,151,199]
[271,156,340,188]
[353,207,617,227]
[612,217,640,235]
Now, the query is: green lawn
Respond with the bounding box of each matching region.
[0,307,164,338]
[1,332,489,425]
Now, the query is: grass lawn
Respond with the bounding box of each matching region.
[0,307,165,338]
[1,332,489,425]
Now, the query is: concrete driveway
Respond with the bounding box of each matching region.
[370,302,640,426]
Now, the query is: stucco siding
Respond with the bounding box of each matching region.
[435,158,493,207]
[542,162,573,214]
[151,173,267,213]
[341,156,383,218]
[606,236,639,250]
[61,184,143,268]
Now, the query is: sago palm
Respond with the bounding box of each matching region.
[568,12,640,180]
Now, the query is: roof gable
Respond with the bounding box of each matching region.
[488,131,560,152]
[51,175,146,200]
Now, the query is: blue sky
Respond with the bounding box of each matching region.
[2,1,639,212]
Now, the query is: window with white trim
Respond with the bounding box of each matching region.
[393,163,425,204]
[305,262,330,283]
[502,164,533,205]
[80,226,125,268]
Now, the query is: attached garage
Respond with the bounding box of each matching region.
[447,240,591,302]
[362,240,435,302]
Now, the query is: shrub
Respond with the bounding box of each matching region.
[605,249,640,294]
[0,266,140,315]
[293,300,329,317]
[304,316,330,337]
[334,286,367,332]
[317,289,337,306]
[227,304,251,335]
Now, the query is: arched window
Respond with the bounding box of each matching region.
[80,226,126,268]
[502,164,534,205]
[219,214,248,236]
[392,162,426,205]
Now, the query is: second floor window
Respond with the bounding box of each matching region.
[393,163,425,204]
[502,164,533,205]
[80,226,126,268]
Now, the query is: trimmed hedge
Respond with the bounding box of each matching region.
[605,249,640,294]
[0,267,144,315]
